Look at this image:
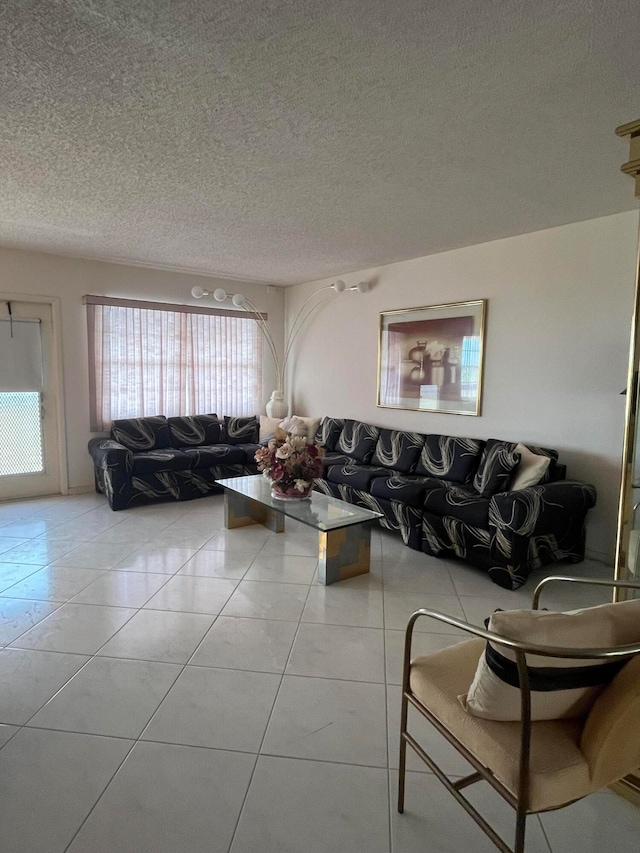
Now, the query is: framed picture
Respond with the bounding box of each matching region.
[377,299,486,416]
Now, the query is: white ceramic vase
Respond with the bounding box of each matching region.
[265,390,288,419]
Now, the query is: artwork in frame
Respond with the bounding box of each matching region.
[377,299,486,416]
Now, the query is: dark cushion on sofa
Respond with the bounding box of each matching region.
[423,483,490,527]
[371,429,424,473]
[179,445,247,467]
[336,420,380,462]
[112,416,171,451]
[414,434,484,483]
[326,463,390,490]
[320,452,353,469]
[223,416,259,444]
[314,417,345,451]
[473,440,521,497]
[131,449,192,474]
[370,474,446,508]
[168,414,220,447]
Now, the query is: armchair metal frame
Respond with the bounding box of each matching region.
[398,576,640,853]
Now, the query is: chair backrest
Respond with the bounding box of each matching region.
[580,653,640,788]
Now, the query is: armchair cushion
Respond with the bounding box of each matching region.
[111,416,171,451]
[222,416,259,444]
[473,440,521,497]
[462,599,640,722]
[409,639,590,811]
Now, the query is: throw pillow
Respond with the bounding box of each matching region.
[223,416,259,445]
[461,599,640,721]
[510,443,551,490]
[279,415,308,435]
[167,414,220,447]
[314,417,345,451]
[111,416,171,451]
[473,441,521,497]
[336,419,380,462]
[259,415,282,443]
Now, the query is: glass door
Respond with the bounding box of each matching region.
[0,301,61,500]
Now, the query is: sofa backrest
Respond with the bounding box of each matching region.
[336,419,380,463]
[371,429,425,473]
[414,434,485,484]
[314,417,345,451]
[111,416,171,451]
[475,439,562,486]
[168,414,221,447]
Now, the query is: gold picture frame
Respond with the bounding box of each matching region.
[377,299,487,416]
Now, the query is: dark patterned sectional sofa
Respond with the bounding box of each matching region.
[88,414,260,511]
[313,418,597,590]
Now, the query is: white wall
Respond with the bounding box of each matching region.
[0,248,285,492]
[288,211,640,562]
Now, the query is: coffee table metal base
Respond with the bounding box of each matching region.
[222,490,373,585]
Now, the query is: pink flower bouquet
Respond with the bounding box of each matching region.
[254,428,325,499]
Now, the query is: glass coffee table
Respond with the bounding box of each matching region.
[216,475,383,585]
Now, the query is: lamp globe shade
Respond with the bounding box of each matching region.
[191,286,207,298]
[213,288,228,302]
[232,293,245,308]
[333,280,346,293]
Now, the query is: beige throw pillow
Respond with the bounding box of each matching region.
[259,416,282,442]
[510,442,551,490]
[461,599,640,721]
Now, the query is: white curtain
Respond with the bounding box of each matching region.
[89,303,262,431]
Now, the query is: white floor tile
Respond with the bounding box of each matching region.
[262,675,388,766]
[49,541,138,569]
[97,609,215,663]
[384,629,468,685]
[29,656,181,738]
[0,535,29,553]
[286,622,386,682]
[203,528,273,552]
[71,571,170,607]
[383,560,456,595]
[10,602,136,653]
[141,665,280,752]
[244,553,318,584]
[0,538,80,565]
[383,591,467,634]
[0,647,89,724]
[0,597,60,645]
[143,575,238,615]
[190,616,298,672]
[0,723,19,748]
[539,789,640,851]
[302,585,384,628]
[113,545,197,573]
[66,742,255,853]
[221,580,309,621]
[2,565,106,602]
[258,533,318,557]
[178,549,256,578]
[0,562,43,593]
[151,527,213,549]
[230,756,390,853]
[0,727,132,853]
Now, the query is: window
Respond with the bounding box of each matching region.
[85,296,263,431]
[460,335,481,400]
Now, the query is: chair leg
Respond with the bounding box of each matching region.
[397,690,409,813]
[514,796,527,853]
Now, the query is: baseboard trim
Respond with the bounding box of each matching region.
[67,484,95,496]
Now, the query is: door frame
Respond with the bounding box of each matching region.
[0,291,68,496]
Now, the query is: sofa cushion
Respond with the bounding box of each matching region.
[223,416,259,444]
[473,440,521,497]
[314,417,345,451]
[320,452,353,470]
[415,435,484,484]
[371,429,424,473]
[131,449,192,474]
[463,599,640,722]
[370,474,446,508]
[424,483,490,527]
[326,463,390,490]
[111,416,171,451]
[168,414,220,448]
[336,420,380,463]
[510,443,551,490]
[179,445,247,467]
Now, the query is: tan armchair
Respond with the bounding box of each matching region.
[398,577,640,853]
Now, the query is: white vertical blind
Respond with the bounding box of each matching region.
[88,301,262,431]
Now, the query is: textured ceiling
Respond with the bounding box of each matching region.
[1,0,639,285]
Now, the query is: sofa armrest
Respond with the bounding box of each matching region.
[488,480,597,538]
[88,438,133,469]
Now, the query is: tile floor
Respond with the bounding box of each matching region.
[0,492,638,852]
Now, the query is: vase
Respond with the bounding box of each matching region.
[266,390,288,419]
[270,482,313,500]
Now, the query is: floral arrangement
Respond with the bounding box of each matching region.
[254,428,324,498]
